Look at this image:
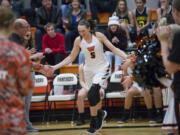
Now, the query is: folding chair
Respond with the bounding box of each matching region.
[31,74,48,122]
[105,71,125,99]
[105,71,125,115]
[47,73,78,123]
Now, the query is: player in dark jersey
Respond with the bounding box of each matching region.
[132,0,151,37]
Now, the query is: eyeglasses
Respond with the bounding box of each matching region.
[22,25,29,29]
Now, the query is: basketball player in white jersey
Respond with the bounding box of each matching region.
[52,19,128,134]
[76,64,104,126]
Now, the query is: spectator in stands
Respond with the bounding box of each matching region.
[61,0,85,18]
[0,0,12,8]
[1,0,23,19]
[9,18,29,45]
[1,0,23,18]
[118,58,163,123]
[10,0,24,18]
[23,25,34,49]
[157,0,174,24]
[41,23,66,75]
[31,0,57,11]
[22,25,41,132]
[132,0,152,37]
[104,16,127,71]
[63,0,86,53]
[76,64,104,126]
[89,0,118,23]
[112,0,135,47]
[21,0,57,27]
[35,0,63,52]
[61,0,71,18]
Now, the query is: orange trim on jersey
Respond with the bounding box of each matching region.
[87,46,95,52]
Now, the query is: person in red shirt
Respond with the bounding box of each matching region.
[42,23,67,75]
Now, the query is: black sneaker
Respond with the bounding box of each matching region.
[155,115,163,123]
[117,109,130,124]
[86,128,96,134]
[148,109,156,123]
[96,110,107,131]
[148,118,156,124]
[155,109,163,123]
[86,117,97,134]
[117,115,129,124]
[76,117,85,126]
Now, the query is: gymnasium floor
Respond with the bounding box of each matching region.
[27,119,170,135]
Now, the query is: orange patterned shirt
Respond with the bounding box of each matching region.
[0,39,33,135]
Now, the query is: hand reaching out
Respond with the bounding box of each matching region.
[121,76,133,91]
[30,52,44,61]
[62,18,69,24]
[76,16,81,22]
[40,65,54,78]
[27,48,36,55]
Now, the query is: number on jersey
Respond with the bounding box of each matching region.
[87,46,96,59]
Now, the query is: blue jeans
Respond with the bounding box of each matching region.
[35,28,63,52]
[78,51,85,65]
[24,72,35,128]
[105,51,122,68]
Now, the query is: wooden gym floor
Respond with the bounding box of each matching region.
[27,119,171,135]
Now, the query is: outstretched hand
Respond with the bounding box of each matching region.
[40,65,54,78]
[30,52,44,60]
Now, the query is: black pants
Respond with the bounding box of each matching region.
[174,94,180,135]
[89,0,117,20]
[41,53,64,75]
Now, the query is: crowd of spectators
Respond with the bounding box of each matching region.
[0,0,173,66]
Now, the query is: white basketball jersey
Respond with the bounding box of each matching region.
[80,35,108,67]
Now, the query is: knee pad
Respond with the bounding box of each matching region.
[88,84,101,106]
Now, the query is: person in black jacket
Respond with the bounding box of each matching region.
[104,16,127,71]
[35,0,63,52]
[31,0,57,11]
